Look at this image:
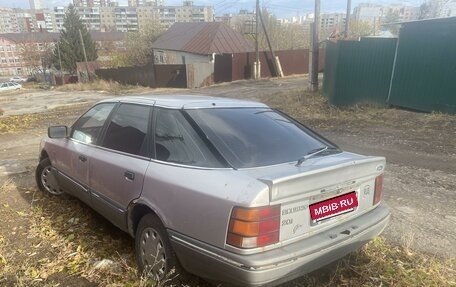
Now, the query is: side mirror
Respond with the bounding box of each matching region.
[48,126,69,138]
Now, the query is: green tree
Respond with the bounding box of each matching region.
[53,4,97,73]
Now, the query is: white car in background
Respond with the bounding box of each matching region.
[0,82,22,92]
[9,76,28,83]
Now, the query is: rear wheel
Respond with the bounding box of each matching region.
[135,214,178,282]
[36,158,64,196]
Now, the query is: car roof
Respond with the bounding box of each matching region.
[99,94,269,109]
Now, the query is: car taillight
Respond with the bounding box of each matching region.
[373,174,383,205]
[226,205,281,249]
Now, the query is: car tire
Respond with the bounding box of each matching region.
[36,158,64,196]
[135,214,179,282]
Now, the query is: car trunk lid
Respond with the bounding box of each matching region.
[241,152,385,242]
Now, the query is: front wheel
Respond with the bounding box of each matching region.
[35,158,64,196]
[135,214,178,282]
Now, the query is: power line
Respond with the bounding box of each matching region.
[215,0,244,15]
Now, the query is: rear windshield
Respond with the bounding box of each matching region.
[187,108,334,168]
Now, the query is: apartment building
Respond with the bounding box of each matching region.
[0,33,58,76]
[113,7,139,32]
[128,0,163,7]
[440,0,456,17]
[353,3,420,25]
[320,13,345,30]
[0,31,126,76]
[78,7,102,31]
[159,1,213,27]
[136,6,160,30]
[54,7,65,31]
[229,9,255,33]
[0,8,20,33]
[0,1,214,33]
[73,0,111,8]
[29,0,44,10]
[353,3,384,24]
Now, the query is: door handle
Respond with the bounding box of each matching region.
[124,171,135,181]
[78,155,87,162]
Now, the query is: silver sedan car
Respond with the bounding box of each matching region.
[36,95,389,286]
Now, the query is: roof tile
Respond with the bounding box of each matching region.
[152,22,254,55]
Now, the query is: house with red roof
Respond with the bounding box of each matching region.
[152,22,254,65]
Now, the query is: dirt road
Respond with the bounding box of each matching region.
[0,77,455,284]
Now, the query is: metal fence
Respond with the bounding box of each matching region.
[323,38,397,107]
[215,49,325,83]
[387,18,456,114]
[323,17,456,114]
[95,64,186,88]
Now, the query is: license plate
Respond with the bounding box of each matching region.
[310,192,358,222]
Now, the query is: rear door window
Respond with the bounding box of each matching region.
[101,103,151,157]
[154,108,223,168]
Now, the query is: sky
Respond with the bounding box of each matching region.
[1,0,425,18]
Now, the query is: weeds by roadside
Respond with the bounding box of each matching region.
[1,179,455,287]
[306,237,456,286]
[54,80,147,95]
[266,89,455,126]
[0,104,89,134]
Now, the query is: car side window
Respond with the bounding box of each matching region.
[101,104,150,157]
[71,103,115,144]
[154,108,223,167]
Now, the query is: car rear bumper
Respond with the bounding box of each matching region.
[169,203,390,287]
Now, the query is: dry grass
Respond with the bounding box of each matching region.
[0,104,89,135]
[299,237,456,287]
[54,80,148,95]
[263,89,455,124]
[1,181,455,287]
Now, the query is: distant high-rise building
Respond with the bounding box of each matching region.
[353,3,420,24]
[73,0,110,8]
[440,0,456,17]
[0,8,20,33]
[29,0,44,10]
[128,0,163,7]
[320,13,346,29]
[0,0,213,34]
[353,3,385,24]
[419,0,456,19]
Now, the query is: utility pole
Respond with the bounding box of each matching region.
[345,0,351,37]
[78,29,90,82]
[57,42,64,85]
[309,0,320,92]
[254,0,260,79]
[258,8,282,77]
